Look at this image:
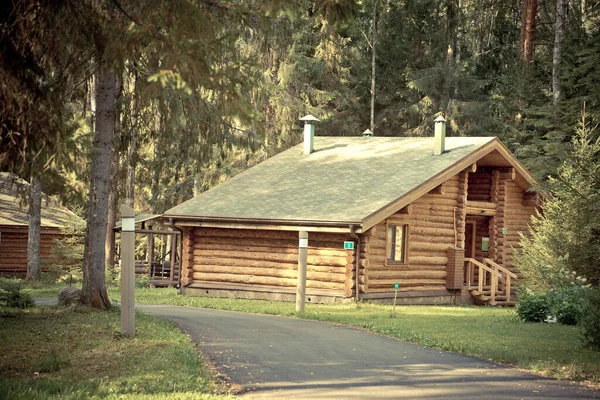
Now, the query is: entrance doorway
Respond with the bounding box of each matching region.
[464,216,491,283]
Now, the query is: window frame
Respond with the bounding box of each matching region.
[385,222,409,265]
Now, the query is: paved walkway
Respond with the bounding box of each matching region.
[137,303,600,399]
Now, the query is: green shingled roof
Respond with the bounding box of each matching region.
[0,173,82,228]
[164,136,498,225]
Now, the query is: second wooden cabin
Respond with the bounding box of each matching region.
[164,117,540,305]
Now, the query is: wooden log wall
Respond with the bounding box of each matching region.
[456,171,468,249]
[0,226,65,276]
[362,174,461,294]
[489,170,502,262]
[181,227,194,286]
[467,169,492,202]
[501,180,537,273]
[187,228,355,296]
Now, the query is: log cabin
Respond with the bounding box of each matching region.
[164,117,540,305]
[0,173,82,277]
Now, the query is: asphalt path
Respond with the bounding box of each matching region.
[137,303,600,400]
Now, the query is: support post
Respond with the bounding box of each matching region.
[120,205,136,335]
[148,225,154,278]
[296,231,308,312]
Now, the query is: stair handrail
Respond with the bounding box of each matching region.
[484,258,517,306]
[483,258,517,279]
[465,258,502,304]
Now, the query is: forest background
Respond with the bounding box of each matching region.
[0,0,599,308]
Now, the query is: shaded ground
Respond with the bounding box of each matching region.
[137,303,600,400]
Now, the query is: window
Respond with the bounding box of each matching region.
[387,224,408,263]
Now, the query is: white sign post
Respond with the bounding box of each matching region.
[120,205,136,335]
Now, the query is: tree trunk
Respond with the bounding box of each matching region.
[552,0,566,105]
[370,0,377,134]
[104,119,120,275]
[126,70,138,207]
[26,176,41,280]
[446,0,458,67]
[81,64,118,309]
[519,0,529,58]
[524,0,537,63]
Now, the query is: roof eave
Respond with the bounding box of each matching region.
[360,138,536,232]
[164,214,363,233]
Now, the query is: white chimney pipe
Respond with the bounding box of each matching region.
[300,115,319,155]
[434,116,446,155]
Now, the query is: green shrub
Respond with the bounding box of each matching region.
[516,293,551,323]
[580,288,600,350]
[135,275,150,289]
[0,278,34,308]
[549,286,586,326]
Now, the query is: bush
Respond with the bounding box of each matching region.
[580,288,600,351]
[549,286,586,326]
[516,293,551,323]
[135,275,150,289]
[0,278,34,308]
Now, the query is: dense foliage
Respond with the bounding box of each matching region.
[0,279,34,308]
[516,286,586,325]
[4,0,599,213]
[1,1,600,307]
[515,114,600,291]
[581,289,600,351]
[515,113,600,347]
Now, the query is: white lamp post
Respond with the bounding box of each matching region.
[120,205,136,335]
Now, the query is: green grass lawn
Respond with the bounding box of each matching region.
[21,282,600,387]
[127,286,600,386]
[0,303,233,400]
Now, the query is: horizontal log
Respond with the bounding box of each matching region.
[369,238,386,249]
[191,272,346,290]
[466,201,496,209]
[366,270,446,280]
[192,255,347,273]
[194,236,345,250]
[193,265,346,283]
[192,228,347,242]
[443,179,461,187]
[364,285,445,292]
[410,250,448,258]
[410,234,454,244]
[409,256,448,265]
[192,242,348,257]
[387,218,454,230]
[412,198,458,207]
[410,242,452,252]
[466,207,496,216]
[410,226,455,236]
[411,204,457,213]
[366,262,446,272]
[409,212,455,223]
[192,248,347,266]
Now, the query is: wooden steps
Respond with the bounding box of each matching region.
[470,289,517,306]
[465,258,518,307]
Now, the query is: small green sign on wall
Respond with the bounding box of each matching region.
[482,237,489,251]
[344,241,354,250]
[394,282,399,290]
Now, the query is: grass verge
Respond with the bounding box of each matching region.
[128,287,600,385]
[0,304,232,399]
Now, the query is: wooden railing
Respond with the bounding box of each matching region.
[465,258,517,305]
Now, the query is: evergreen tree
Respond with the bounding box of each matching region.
[515,110,600,291]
